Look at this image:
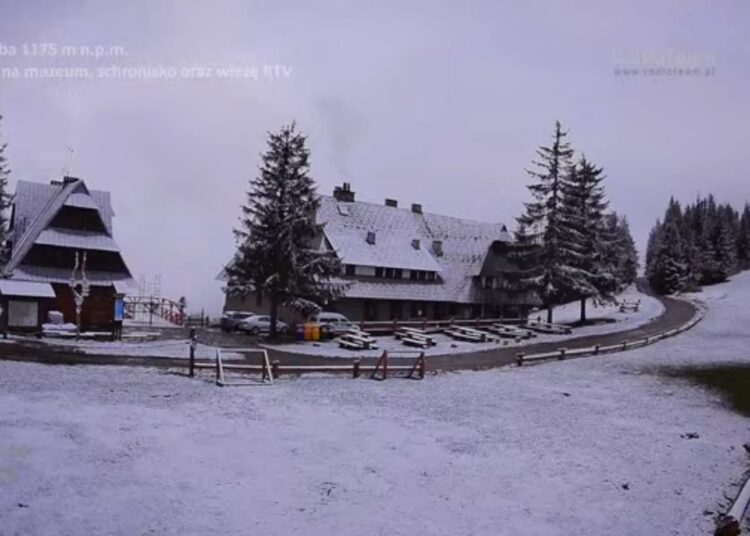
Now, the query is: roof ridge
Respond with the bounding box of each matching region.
[320,194,507,228]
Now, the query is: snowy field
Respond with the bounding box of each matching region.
[1,274,749,535]
[272,285,664,358]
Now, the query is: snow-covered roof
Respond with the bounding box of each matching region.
[35,228,121,252]
[5,178,133,286]
[318,196,512,303]
[0,279,56,298]
[9,265,135,287]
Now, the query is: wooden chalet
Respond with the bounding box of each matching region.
[0,177,134,332]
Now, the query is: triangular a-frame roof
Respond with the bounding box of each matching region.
[4,178,133,286]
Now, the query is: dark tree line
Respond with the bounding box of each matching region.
[510,121,639,322]
[646,196,750,294]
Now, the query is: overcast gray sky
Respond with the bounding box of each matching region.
[1,0,748,314]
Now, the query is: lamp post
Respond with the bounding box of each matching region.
[69,251,90,338]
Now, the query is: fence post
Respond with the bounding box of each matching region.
[382,350,388,380]
[271,360,280,379]
[353,359,361,379]
[558,348,566,360]
[516,352,525,367]
[594,344,600,355]
[418,352,426,379]
[188,327,196,377]
[622,340,628,351]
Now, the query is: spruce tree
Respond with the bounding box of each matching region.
[650,220,686,294]
[514,121,580,323]
[614,215,639,286]
[226,122,341,337]
[0,114,10,268]
[560,156,611,322]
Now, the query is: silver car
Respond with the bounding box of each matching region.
[237,315,289,335]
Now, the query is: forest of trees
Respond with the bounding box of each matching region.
[510,121,639,322]
[646,196,750,295]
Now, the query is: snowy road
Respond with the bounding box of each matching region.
[1,273,749,535]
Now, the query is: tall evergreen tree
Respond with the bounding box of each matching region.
[561,156,611,322]
[514,121,580,322]
[226,122,341,336]
[0,114,10,268]
[649,220,686,294]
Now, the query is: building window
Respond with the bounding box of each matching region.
[418,271,427,281]
[375,267,384,278]
[410,270,418,281]
[345,264,355,276]
[385,268,395,278]
[394,269,403,279]
[483,277,493,289]
[427,271,436,282]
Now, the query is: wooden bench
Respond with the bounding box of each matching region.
[444,326,491,343]
[524,321,572,335]
[402,332,435,348]
[618,299,641,313]
[338,331,379,350]
[395,327,435,347]
[486,323,535,339]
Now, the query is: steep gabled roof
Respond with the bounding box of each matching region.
[5,178,132,285]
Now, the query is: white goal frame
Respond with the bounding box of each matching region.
[214,347,274,387]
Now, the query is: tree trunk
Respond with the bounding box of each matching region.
[580,298,587,324]
[546,306,553,324]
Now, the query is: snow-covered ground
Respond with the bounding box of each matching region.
[1,273,749,535]
[272,285,664,358]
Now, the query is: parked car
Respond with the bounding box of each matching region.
[237,315,289,335]
[312,312,357,338]
[220,311,255,332]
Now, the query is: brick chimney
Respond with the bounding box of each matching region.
[432,240,443,257]
[366,231,376,245]
[385,198,398,207]
[411,203,422,214]
[333,182,355,202]
[411,239,421,250]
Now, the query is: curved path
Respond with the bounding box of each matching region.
[0,287,699,372]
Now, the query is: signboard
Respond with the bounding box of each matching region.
[114,299,124,322]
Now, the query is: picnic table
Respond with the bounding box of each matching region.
[338,330,379,350]
[486,323,536,339]
[524,321,572,335]
[444,325,492,343]
[395,327,436,348]
[618,299,641,313]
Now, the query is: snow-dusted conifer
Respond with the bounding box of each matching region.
[560,156,611,322]
[226,122,341,336]
[514,121,581,322]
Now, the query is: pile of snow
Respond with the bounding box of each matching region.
[1,273,749,534]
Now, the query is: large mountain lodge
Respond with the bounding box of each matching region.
[0,177,134,331]
[223,183,533,322]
